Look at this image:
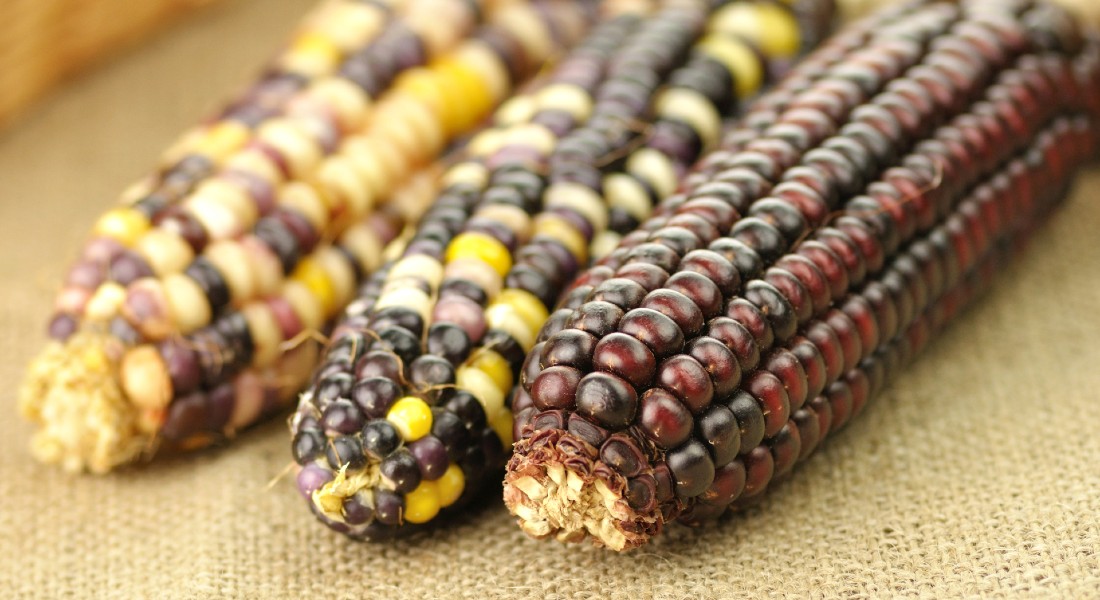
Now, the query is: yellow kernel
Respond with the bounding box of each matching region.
[533,214,588,264]
[445,232,513,277]
[93,207,149,247]
[403,480,441,524]
[387,396,433,442]
[495,288,549,337]
[489,407,515,450]
[711,3,801,59]
[395,68,446,118]
[192,121,250,162]
[313,247,356,310]
[433,57,493,134]
[437,464,465,508]
[455,367,505,415]
[291,257,336,317]
[467,349,513,393]
[286,31,342,73]
[697,35,763,98]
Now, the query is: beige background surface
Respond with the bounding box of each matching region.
[1,0,1099,597]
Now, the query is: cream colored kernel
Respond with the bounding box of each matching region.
[309,1,384,49]
[162,273,212,334]
[455,366,506,415]
[337,222,384,273]
[475,204,533,244]
[390,93,444,158]
[257,118,323,178]
[374,287,433,322]
[655,87,722,148]
[242,303,283,368]
[228,370,265,431]
[135,229,194,276]
[492,4,551,65]
[545,181,610,232]
[389,254,445,289]
[185,195,241,241]
[468,127,508,157]
[224,147,283,185]
[317,156,373,218]
[603,172,652,221]
[484,303,536,351]
[536,83,593,122]
[627,148,677,200]
[507,122,557,154]
[194,177,259,226]
[240,236,284,297]
[444,258,503,300]
[306,77,371,132]
[119,345,173,410]
[590,230,623,262]
[493,96,538,128]
[341,138,390,201]
[84,282,127,323]
[442,161,489,189]
[204,242,256,305]
[313,247,356,308]
[279,182,329,231]
[281,280,325,332]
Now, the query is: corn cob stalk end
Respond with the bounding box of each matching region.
[504,428,661,551]
[19,331,155,473]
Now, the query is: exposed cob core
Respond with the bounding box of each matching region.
[18,0,597,473]
[503,0,1100,550]
[289,0,838,539]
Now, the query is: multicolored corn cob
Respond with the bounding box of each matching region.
[18,0,597,473]
[289,0,838,540]
[503,0,1100,550]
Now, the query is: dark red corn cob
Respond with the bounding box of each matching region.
[290,0,838,541]
[504,0,1100,550]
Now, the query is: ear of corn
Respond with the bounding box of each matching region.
[19,0,598,474]
[289,0,838,540]
[503,0,1100,551]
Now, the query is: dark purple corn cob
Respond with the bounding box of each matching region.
[504,0,1100,550]
[289,0,838,540]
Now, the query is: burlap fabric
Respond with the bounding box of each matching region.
[1,0,1098,597]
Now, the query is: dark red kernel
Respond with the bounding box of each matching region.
[746,370,791,438]
[638,388,693,450]
[656,354,714,414]
[592,332,657,388]
[575,371,639,430]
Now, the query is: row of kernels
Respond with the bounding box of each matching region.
[291,2,647,538]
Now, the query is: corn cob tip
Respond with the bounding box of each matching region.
[18,330,155,473]
[504,428,661,551]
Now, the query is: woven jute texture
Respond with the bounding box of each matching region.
[1,0,1099,598]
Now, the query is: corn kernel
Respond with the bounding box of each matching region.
[93,208,149,247]
[192,121,250,162]
[387,396,433,442]
[711,3,801,58]
[697,34,763,97]
[403,480,441,524]
[489,407,514,450]
[533,214,588,264]
[455,367,505,415]
[467,349,513,393]
[446,232,513,277]
[495,288,549,337]
[291,257,336,317]
[437,464,465,507]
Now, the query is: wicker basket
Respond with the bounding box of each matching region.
[0,0,218,128]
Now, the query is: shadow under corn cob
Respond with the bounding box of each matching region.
[503,0,1100,550]
[17,0,596,473]
[289,0,838,540]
